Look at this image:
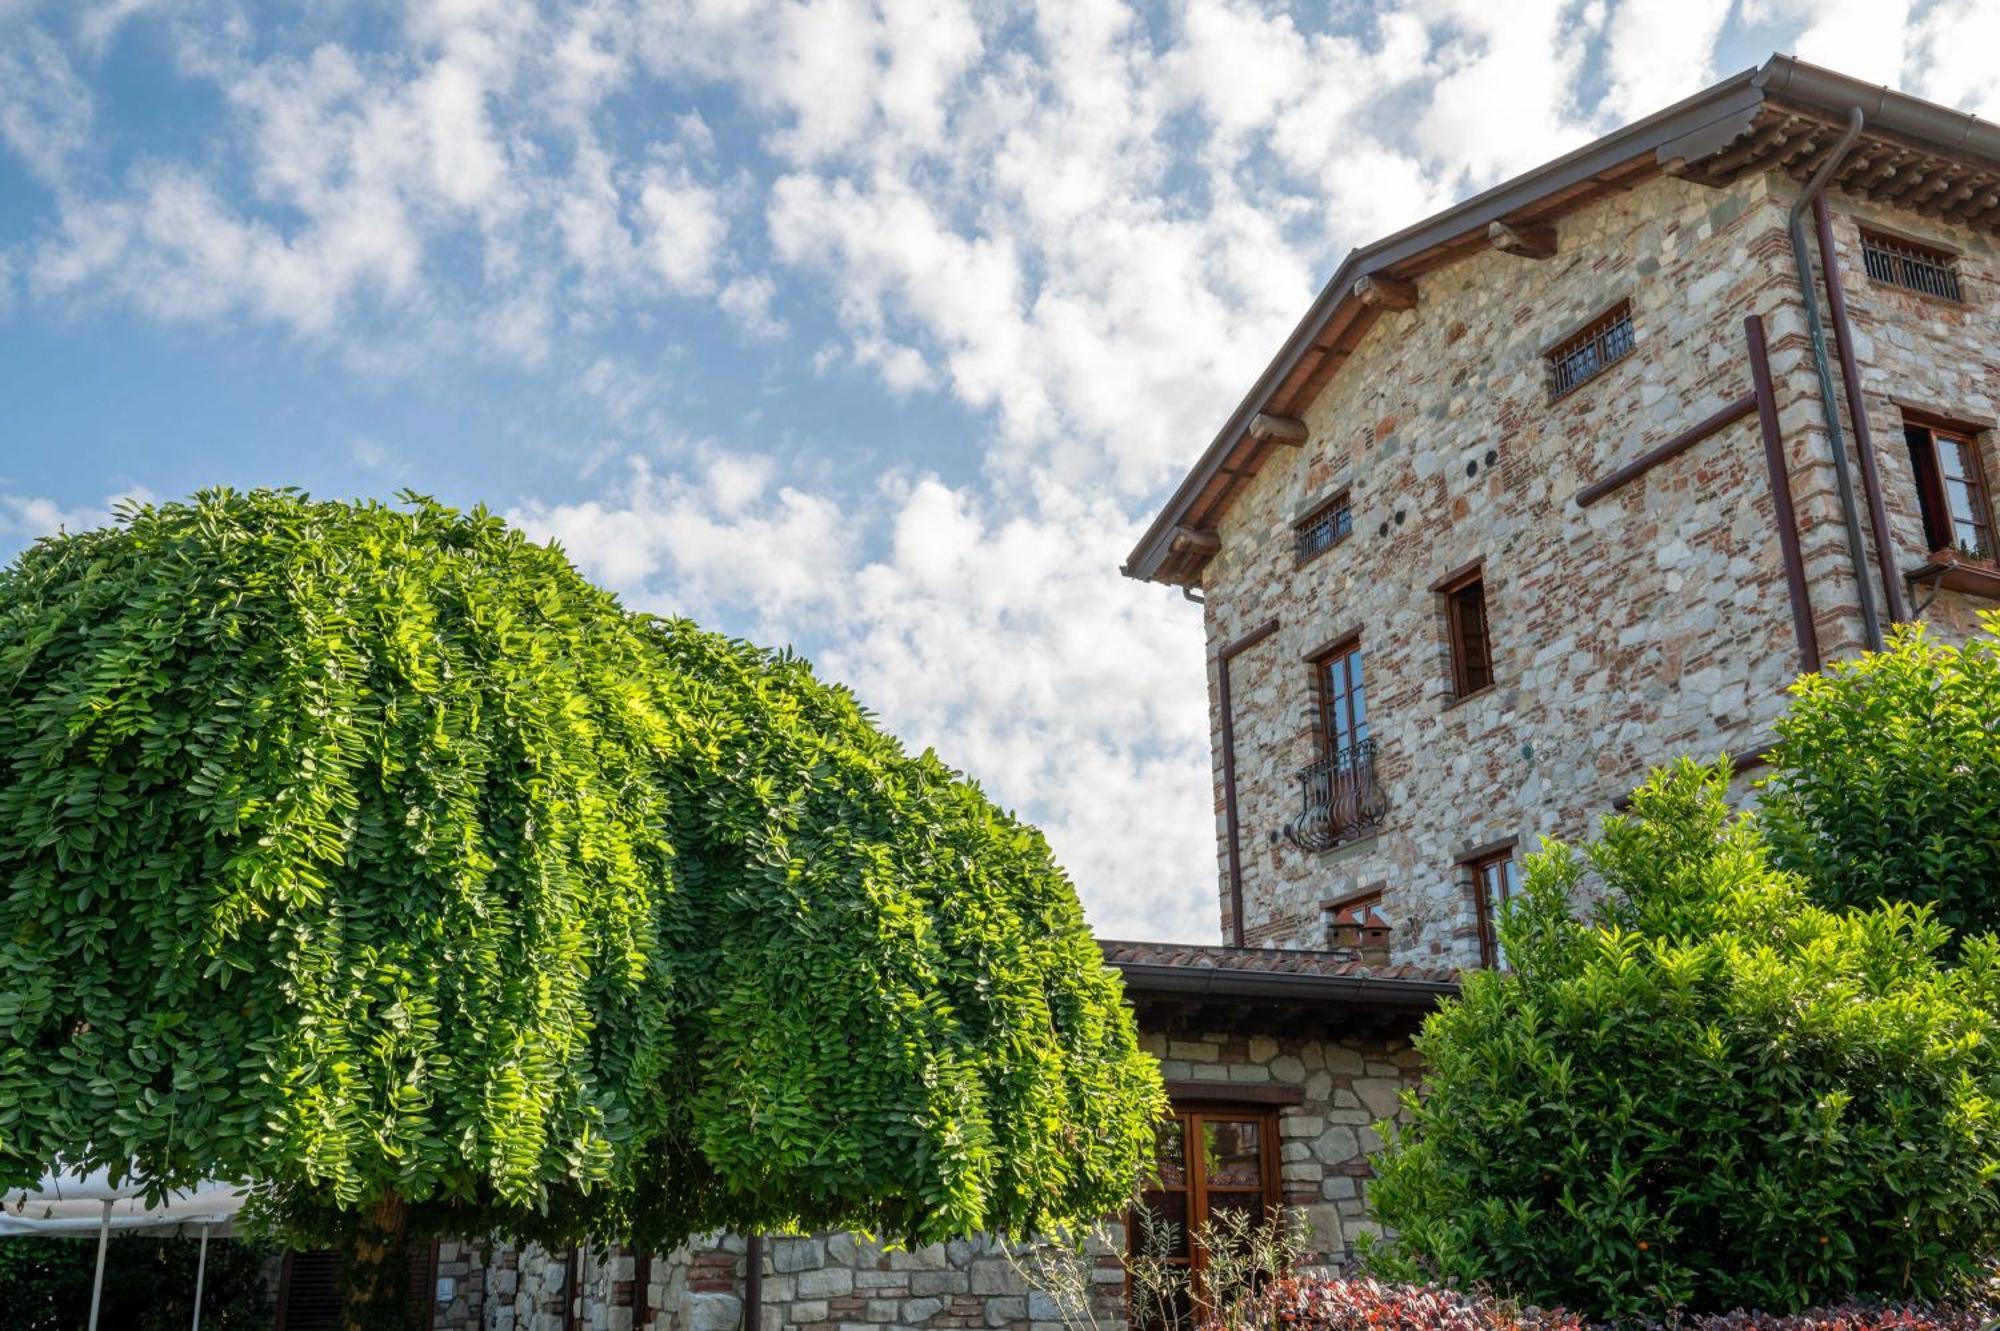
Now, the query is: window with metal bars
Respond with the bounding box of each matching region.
[1546,301,1635,399]
[1862,231,1962,301]
[1293,491,1352,564]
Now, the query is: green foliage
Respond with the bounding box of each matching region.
[0,490,1160,1254]
[0,1236,274,1329]
[1762,617,2000,942]
[1368,760,2000,1320]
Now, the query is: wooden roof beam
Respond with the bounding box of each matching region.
[1249,412,1309,446]
[1488,220,1558,259]
[1352,273,1418,311]
[1169,525,1219,556]
[1709,122,1789,174]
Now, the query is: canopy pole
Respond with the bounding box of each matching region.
[87,1198,112,1331]
[192,1223,211,1331]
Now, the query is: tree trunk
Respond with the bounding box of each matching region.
[340,1190,411,1331]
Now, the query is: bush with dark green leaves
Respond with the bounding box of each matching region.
[0,491,1161,1321]
[1368,760,2000,1320]
[0,1236,273,1330]
[1762,616,2000,941]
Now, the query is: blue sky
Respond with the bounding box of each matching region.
[3,0,1995,941]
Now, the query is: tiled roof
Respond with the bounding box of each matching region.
[1098,938,1457,987]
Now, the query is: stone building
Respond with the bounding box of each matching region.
[285,53,2000,1331]
[1126,54,2000,970]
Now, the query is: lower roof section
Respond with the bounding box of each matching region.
[1099,939,1458,1040]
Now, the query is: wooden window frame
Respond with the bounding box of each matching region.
[1466,848,1521,969]
[1435,566,1494,700]
[1906,421,1996,563]
[1129,1105,1283,1323]
[1310,634,1367,758]
[275,1243,440,1331]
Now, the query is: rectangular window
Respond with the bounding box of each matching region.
[1469,851,1522,968]
[1907,423,1995,561]
[1314,638,1368,757]
[1294,491,1353,564]
[1863,230,1962,302]
[1546,300,1635,399]
[1129,1107,1281,1327]
[1440,570,1493,699]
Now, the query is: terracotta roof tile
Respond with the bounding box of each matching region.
[1097,938,1458,986]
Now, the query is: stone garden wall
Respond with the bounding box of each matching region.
[431,1028,1416,1330]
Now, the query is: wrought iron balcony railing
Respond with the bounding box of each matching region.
[1283,739,1388,853]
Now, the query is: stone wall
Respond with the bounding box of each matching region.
[1812,197,2000,639]
[444,1027,1414,1330]
[1196,166,1997,968]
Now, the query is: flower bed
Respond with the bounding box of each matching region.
[1199,1277,1996,1331]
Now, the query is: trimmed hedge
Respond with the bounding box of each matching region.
[1763,617,2000,943]
[1366,760,2000,1317]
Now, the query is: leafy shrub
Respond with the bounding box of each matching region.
[1367,760,2000,1319]
[1762,617,2000,942]
[0,1236,274,1330]
[0,491,1159,1268]
[1203,1277,1994,1331]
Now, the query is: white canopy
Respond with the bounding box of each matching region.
[1,1169,250,1330]
[1,1168,246,1237]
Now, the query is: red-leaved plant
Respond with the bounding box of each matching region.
[1199,1277,1997,1331]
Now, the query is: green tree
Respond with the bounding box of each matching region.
[1368,760,2000,1319]
[1762,616,2000,941]
[0,491,1162,1329]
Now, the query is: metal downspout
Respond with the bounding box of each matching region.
[1786,106,1883,652]
[1813,191,1909,624]
[744,1233,764,1331]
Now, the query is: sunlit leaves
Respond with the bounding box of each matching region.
[1370,761,2000,1318]
[1764,617,2000,944]
[0,490,1160,1252]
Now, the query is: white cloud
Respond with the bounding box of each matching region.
[0,487,155,545]
[509,462,1215,941]
[1908,0,2000,120]
[0,27,93,185]
[1602,0,1734,125]
[718,273,786,339]
[15,0,2000,945]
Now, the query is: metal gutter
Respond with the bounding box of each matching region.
[1126,53,2000,588]
[1112,960,1458,1009]
[1746,313,1822,673]
[1813,191,1909,623]
[1784,106,1882,652]
[1122,67,1768,584]
[1757,58,2000,160]
[1215,618,1280,947]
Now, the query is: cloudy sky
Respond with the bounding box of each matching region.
[3,0,1996,942]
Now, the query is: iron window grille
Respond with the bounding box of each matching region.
[1293,493,1352,564]
[1546,301,1636,400]
[1862,231,1962,302]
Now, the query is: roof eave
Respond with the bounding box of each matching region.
[1122,64,1772,587]
[1109,959,1459,1010]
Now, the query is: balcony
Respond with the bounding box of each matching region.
[1283,739,1389,853]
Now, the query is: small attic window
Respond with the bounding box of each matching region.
[1862,230,1962,301]
[1293,491,1352,565]
[1546,301,1635,400]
